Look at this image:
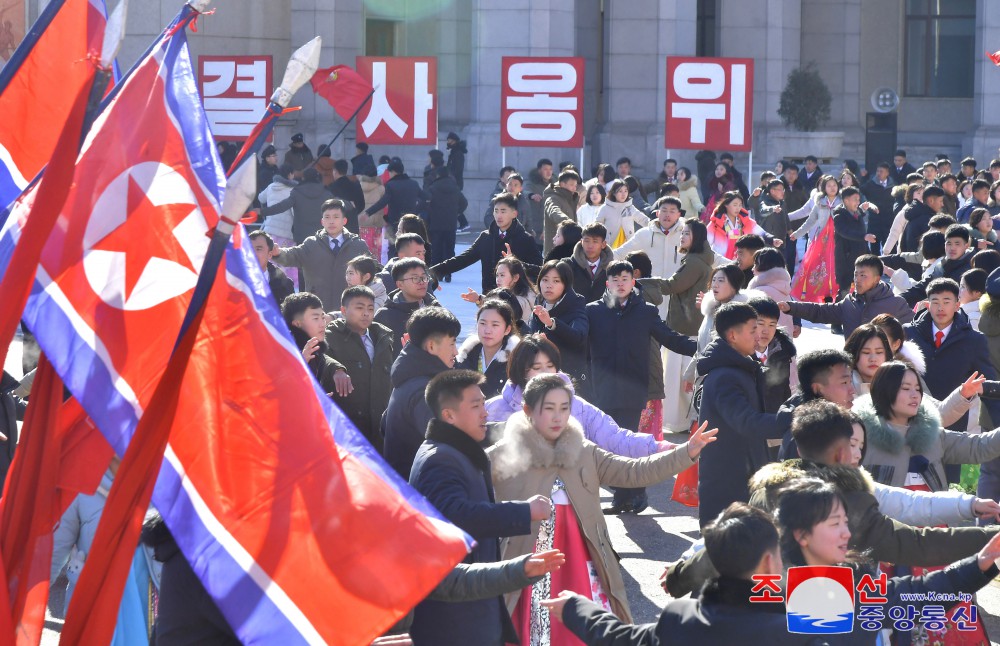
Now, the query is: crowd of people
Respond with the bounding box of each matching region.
[30,135,1000,644]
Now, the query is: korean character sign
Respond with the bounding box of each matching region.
[500,57,584,148]
[784,566,854,635]
[665,57,753,152]
[198,56,273,141]
[356,57,437,145]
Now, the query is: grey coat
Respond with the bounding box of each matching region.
[274,229,371,310]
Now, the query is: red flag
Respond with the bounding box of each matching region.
[310,65,374,120]
[988,50,1000,66]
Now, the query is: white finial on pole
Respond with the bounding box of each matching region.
[271,36,322,108]
[100,0,128,69]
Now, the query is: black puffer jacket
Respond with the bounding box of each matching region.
[260,180,333,244]
[373,292,441,358]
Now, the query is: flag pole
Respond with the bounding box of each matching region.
[312,86,376,166]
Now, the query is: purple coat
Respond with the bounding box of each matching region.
[485,374,659,458]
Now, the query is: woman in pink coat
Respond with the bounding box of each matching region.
[705,191,778,260]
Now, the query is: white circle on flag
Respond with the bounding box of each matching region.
[82,161,210,311]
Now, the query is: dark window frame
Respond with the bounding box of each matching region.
[696,0,717,58]
[903,2,975,98]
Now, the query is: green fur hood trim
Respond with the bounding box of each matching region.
[853,394,942,457]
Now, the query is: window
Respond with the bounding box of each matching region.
[904,0,975,98]
[365,19,397,57]
[696,0,717,58]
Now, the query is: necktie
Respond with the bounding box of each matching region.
[499,230,506,240]
[331,238,341,252]
[935,330,944,349]
[759,352,767,365]
[591,264,598,277]
[362,333,374,362]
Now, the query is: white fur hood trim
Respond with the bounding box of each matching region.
[456,334,520,364]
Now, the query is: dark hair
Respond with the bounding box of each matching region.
[249,229,275,250]
[869,313,905,348]
[682,217,708,254]
[523,373,574,412]
[962,268,987,295]
[508,334,561,388]
[658,182,680,197]
[586,183,607,206]
[495,256,534,298]
[784,162,799,173]
[791,400,855,461]
[486,288,524,325]
[844,323,893,371]
[346,255,378,283]
[425,370,485,418]
[919,231,945,260]
[537,260,575,297]
[905,182,925,203]
[711,263,745,293]
[321,198,347,214]
[877,161,891,171]
[923,185,945,199]
[507,173,524,185]
[407,306,460,347]
[870,361,922,420]
[677,166,693,182]
[625,251,652,277]
[753,247,786,273]
[386,159,405,174]
[841,186,861,201]
[499,165,516,177]
[341,285,375,307]
[963,156,977,168]
[477,298,517,346]
[838,169,859,189]
[702,503,779,579]
[734,234,766,252]
[804,155,818,163]
[391,257,428,282]
[774,478,848,567]
[945,223,970,243]
[606,260,633,278]
[817,174,840,196]
[615,156,632,167]
[854,254,883,274]
[973,178,991,193]
[281,291,324,326]
[333,159,349,175]
[746,295,780,321]
[556,220,583,248]
[653,195,683,212]
[278,162,295,178]
[607,179,628,203]
[797,349,852,401]
[720,152,734,162]
[537,158,553,169]
[624,175,642,195]
[394,232,426,256]
[582,222,608,241]
[926,277,960,298]
[558,169,582,184]
[712,191,744,219]
[928,214,957,230]
[972,249,1000,274]
[398,213,430,241]
[921,161,937,171]
[766,178,785,192]
[356,141,369,153]
[492,191,519,212]
[715,302,757,339]
[758,170,777,183]
[969,208,991,229]
[895,149,907,158]
[664,158,677,167]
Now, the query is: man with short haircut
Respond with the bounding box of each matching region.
[325,285,394,452]
[957,179,992,224]
[614,196,687,318]
[383,307,461,478]
[961,156,978,181]
[327,158,366,233]
[901,224,975,306]
[832,186,879,298]
[567,223,614,303]
[283,292,341,394]
[542,169,581,254]
[644,158,678,197]
[746,296,796,413]
[719,152,749,199]
[747,170,776,216]
[374,257,441,358]
[270,198,371,310]
[733,233,766,287]
[756,179,793,271]
[376,232,427,295]
[940,173,960,216]
[921,160,939,184]
[937,158,953,176]
[961,268,987,331]
[781,163,809,213]
[424,157,468,268]
[546,504,805,644]
[903,185,947,254]
[526,158,554,249]
[408,369,548,646]
[801,154,822,190]
[780,254,912,337]
[615,156,632,181]
[696,302,783,526]
[863,162,896,245]
[431,191,542,293]
[891,149,917,186]
[249,230,294,308]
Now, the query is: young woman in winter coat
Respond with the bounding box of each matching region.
[676,167,704,218]
[855,361,998,492]
[774,478,1000,644]
[884,183,924,255]
[703,162,736,218]
[576,184,606,229]
[969,207,999,252]
[705,191,776,259]
[596,179,649,248]
[461,256,537,328]
[345,255,387,309]
[529,260,589,387]
[545,220,583,263]
[485,334,671,457]
[747,247,794,334]
[455,299,520,399]
[488,374,717,639]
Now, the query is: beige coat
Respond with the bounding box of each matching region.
[488,413,696,623]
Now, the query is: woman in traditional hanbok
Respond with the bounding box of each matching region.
[789,175,841,302]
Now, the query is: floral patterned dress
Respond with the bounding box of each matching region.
[790,214,839,302]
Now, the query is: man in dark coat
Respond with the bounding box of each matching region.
[363,159,425,233]
[430,192,542,293]
[586,263,697,513]
[901,185,944,252]
[831,186,877,298]
[525,159,554,249]
[800,155,823,191]
[409,370,546,646]
[696,303,783,526]
[862,162,896,246]
[957,178,992,224]
[0,371,24,486]
[259,168,333,245]
[425,163,468,266]
[325,286,394,452]
[756,179,794,272]
[781,255,912,337]
[565,223,614,304]
[382,307,461,479]
[350,141,377,178]
[256,145,279,197]
[780,164,810,214]
[327,158,366,234]
[445,131,466,191]
[904,279,1000,486]
[901,224,974,306]
[283,133,313,172]
[373,258,442,358]
[890,149,918,186]
[249,230,294,308]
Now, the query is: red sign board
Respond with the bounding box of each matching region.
[501,57,585,148]
[198,55,273,141]
[356,57,437,145]
[665,57,753,152]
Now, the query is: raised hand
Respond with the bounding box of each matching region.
[695,291,705,309]
[539,590,580,624]
[686,421,719,459]
[524,550,566,578]
[501,242,513,258]
[961,372,986,399]
[302,336,321,362]
[461,288,481,304]
[533,305,553,328]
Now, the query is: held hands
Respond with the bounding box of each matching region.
[976,527,1000,571]
[777,301,791,313]
[333,370,354,397]
[528,495,553,521]
[682,380,694,394]
[972,498,1000,522]
[531,193,542,203]
[539,590,580,624]
[302,336,322,362]
[461,288,482,304]
[686,421,719,459]
[524,549,566,578]
[533,305,553,328]
[864,234,877,244]
[772,238,784,248]
[960,372,986,398]
[882,265,895,277]
[270,246,283,258]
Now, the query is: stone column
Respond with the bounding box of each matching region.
[967,0,1000,164]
